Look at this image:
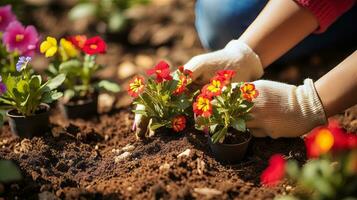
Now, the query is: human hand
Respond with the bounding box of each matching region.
[184,40,264,85]
[247,79,327,138]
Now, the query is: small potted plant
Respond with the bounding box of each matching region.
[0,56,65,138]
[128,61,197,138]
[193,70,259,163]
[40,35,120,119]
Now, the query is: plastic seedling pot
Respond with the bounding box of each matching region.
[60,93,98,119]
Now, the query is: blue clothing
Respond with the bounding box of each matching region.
[195,0,357,62]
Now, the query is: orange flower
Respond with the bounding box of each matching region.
[127,76,145,97]
[173,75,187,95]
[260,154,286,187]
[67,35,87,49]
[202,77,224,98]
[240,83,259,102]
[193,94,212,117]
[172,115,186,132]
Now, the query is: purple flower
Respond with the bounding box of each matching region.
[0,5,16,32]
[2,21,39,56]
[16,56,32,72]
[0,76,6,95]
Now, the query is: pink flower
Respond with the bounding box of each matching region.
[2,21,39,56]
[0,5,16,32]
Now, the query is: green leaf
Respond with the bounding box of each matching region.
[16,80,28,93]
[29,75,41,91]
[69,3,97,20]
[44,74,66,91]
[59,60,82,75]
[0,160,22,182]
[231,118,246,132]
[97,80,121,93]
[150,122,165,131]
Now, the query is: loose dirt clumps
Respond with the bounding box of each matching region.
[0,106,312,200]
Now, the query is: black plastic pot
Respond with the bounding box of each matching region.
[6,104,50,138]
[208,130,252,164]
[60,94,98,119]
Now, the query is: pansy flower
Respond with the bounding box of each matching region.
[127,76,145,97]
[40,36,58,58]
[67,35,87,49]
[0,5,16,32]
[147,61,173,83]
[240,83,259,102]
[193,94,212,117]
[82,36,106,55]
[260,154,286,187]
[15,56,31,72]
[2,21,39,56]
[172,115,186,132]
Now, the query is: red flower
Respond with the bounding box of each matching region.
[147,61,173,83]
[173,75,188,95]
[67,35,87,49]
[305,120,357,158]
[178,65,193,77]
[172,115,186,132]
[127,76,145,97]
[82,36,106,55]
[216,70,236,82]
[193,94,212,118]
[261,154,286,187]
[240,83,259,102]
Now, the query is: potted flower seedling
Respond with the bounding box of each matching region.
[128,61,197,138]
[193,70,259,163]
[40,35,120,119]
[0,56,65,138]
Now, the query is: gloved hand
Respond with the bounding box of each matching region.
[184,40,264,84]
[247,79,327,138]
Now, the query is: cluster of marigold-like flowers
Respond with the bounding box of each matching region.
[193,70,259,118]
[127,61,193,132]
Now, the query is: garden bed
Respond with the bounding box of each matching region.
[0,106,311,199]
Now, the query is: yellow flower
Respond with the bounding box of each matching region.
[59,38,78,61]
[40,37,58,57]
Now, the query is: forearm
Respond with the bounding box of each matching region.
[239,0,318,67]
[315,51,357,117]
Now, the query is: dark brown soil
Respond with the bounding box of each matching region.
[0,105,311,200]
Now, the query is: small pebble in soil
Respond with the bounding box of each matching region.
[122,144,135,152]
[177,149,191,158]
[115,151,131,163]
[159,162,171,172]
[38,191,58,200]
[196,158,205,175]
[13,139,32,154]
[193,187,222,198]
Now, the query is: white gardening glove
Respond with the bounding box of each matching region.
[184,40,264,84]
[247,79,327,138]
